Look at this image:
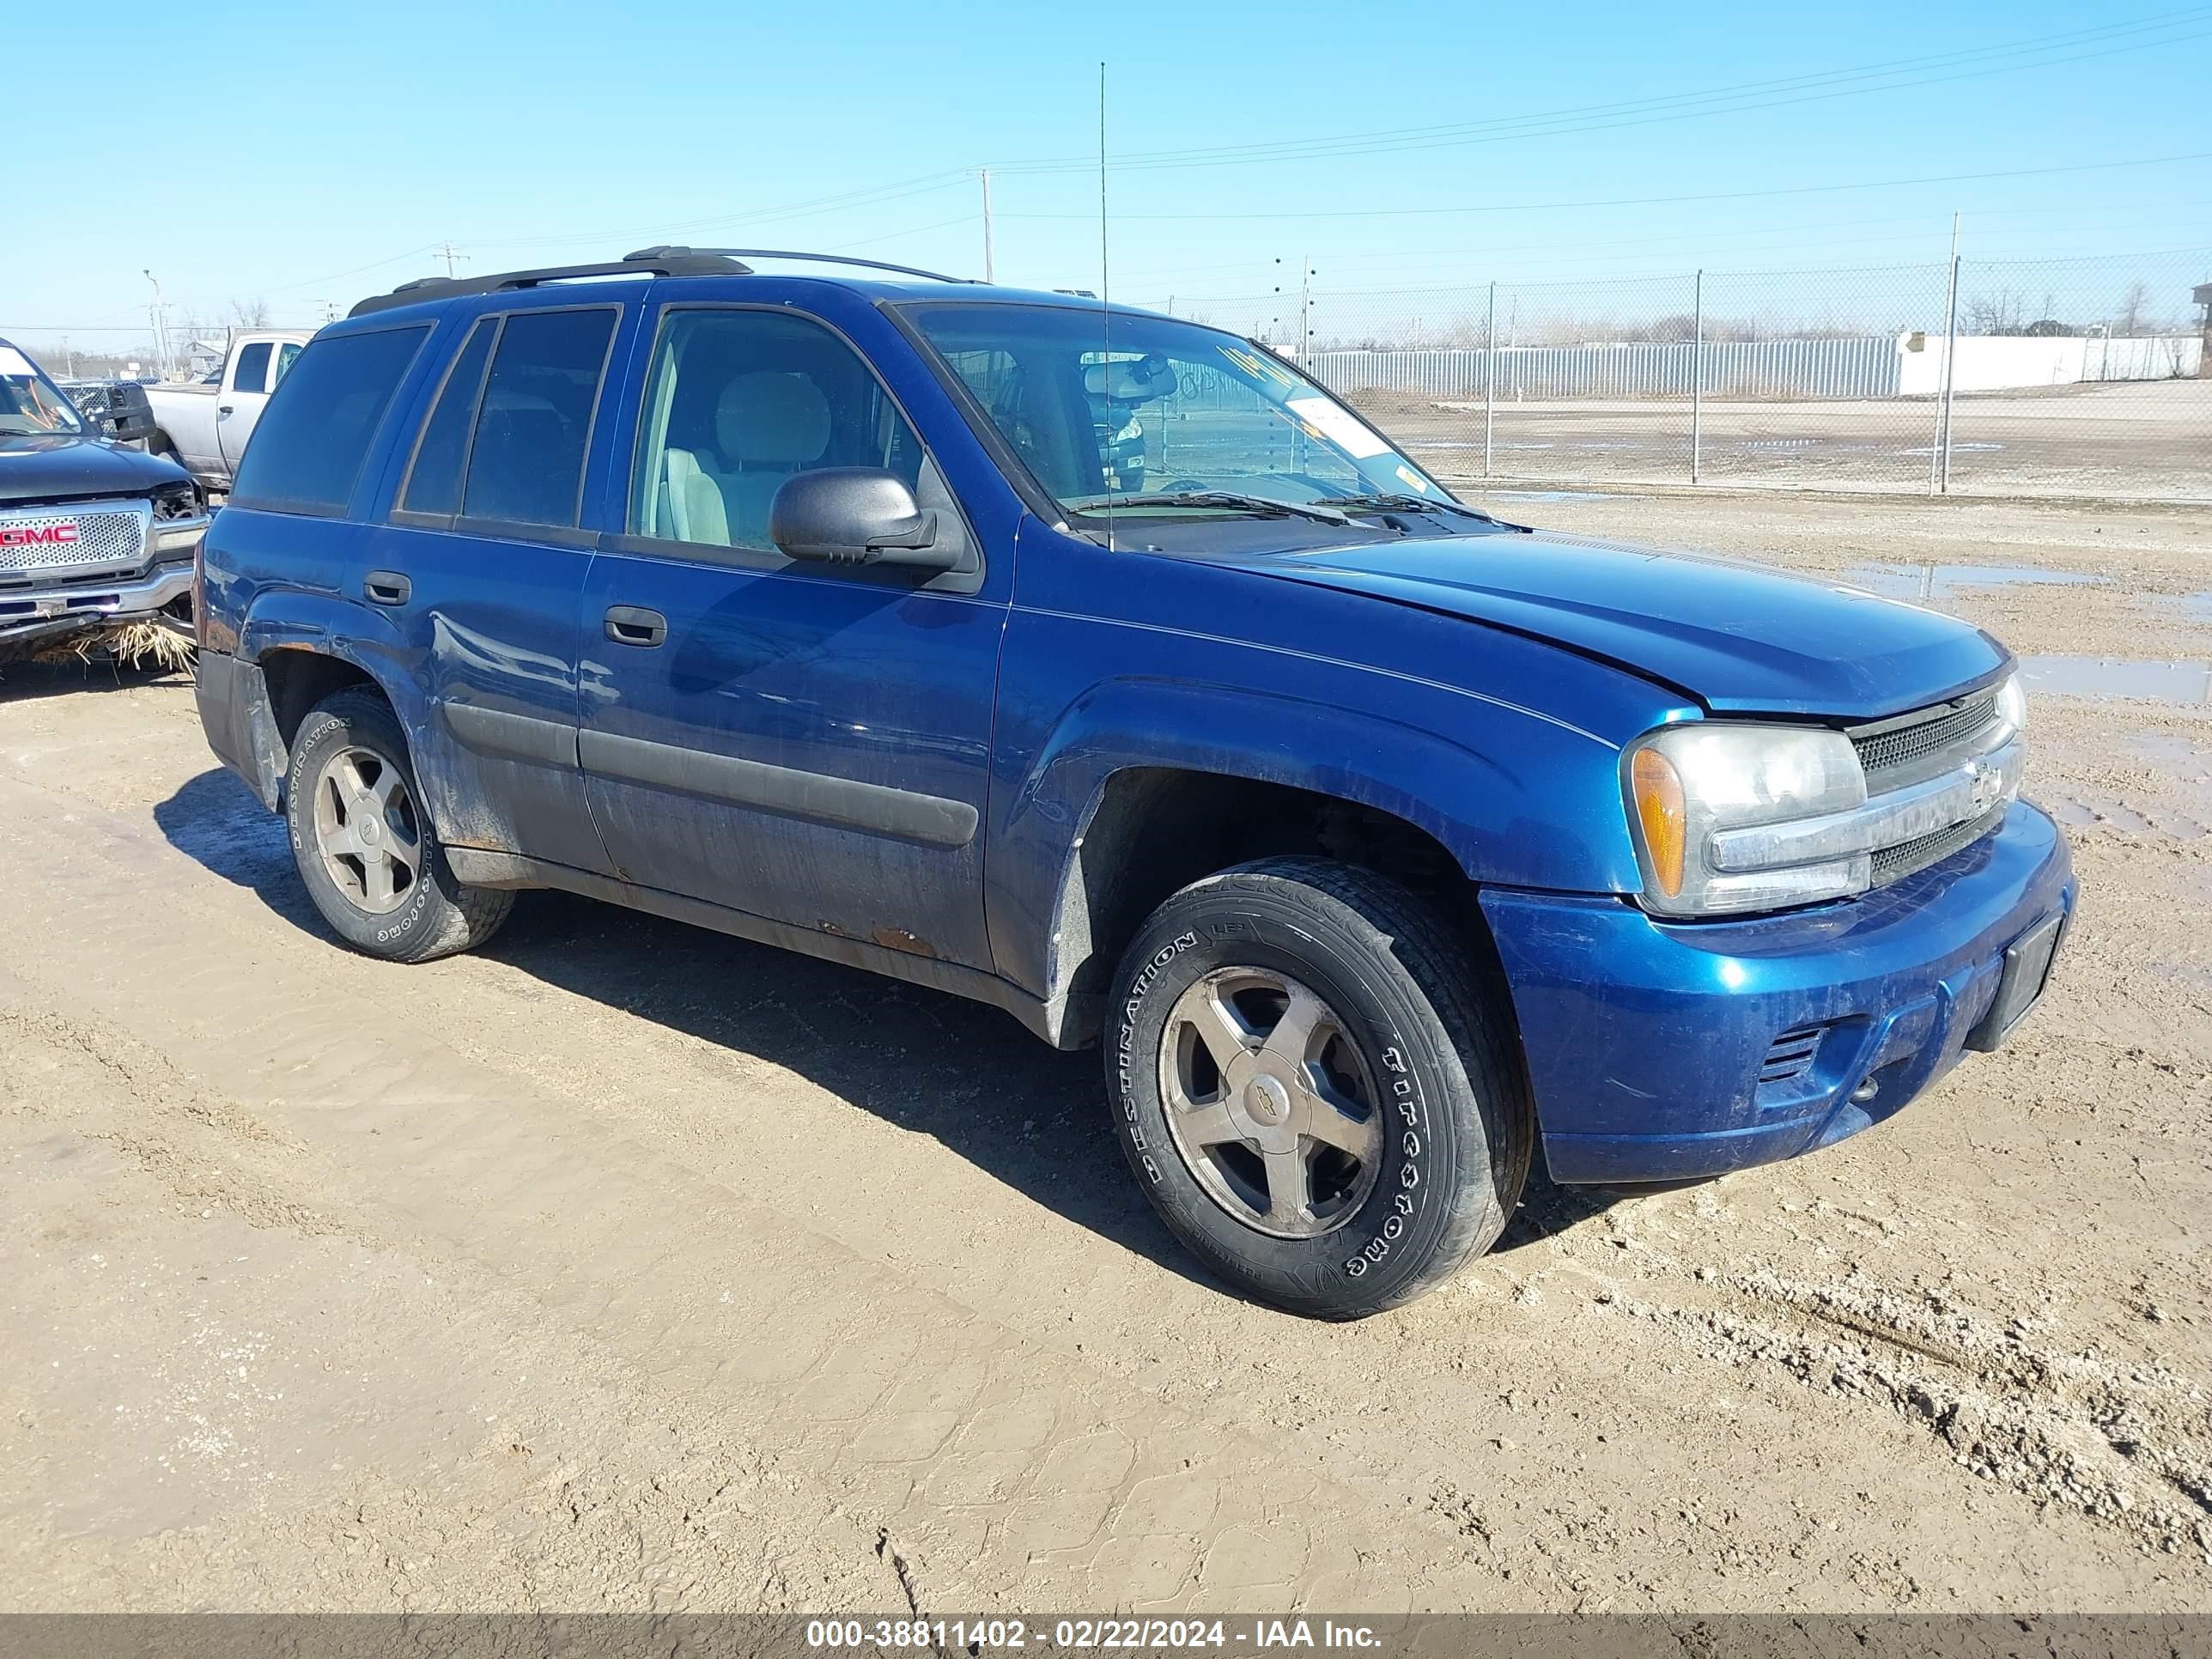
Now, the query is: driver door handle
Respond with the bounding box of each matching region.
[605,605,667,647]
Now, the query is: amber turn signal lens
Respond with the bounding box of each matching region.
[1631,747,1687,897]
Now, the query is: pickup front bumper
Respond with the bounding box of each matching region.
[0,511,209,647]
[1480,801,2076,1184]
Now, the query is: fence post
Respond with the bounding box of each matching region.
[1484,280,1497,481]
[1937,251,1960,495]
[1929,217,1960,495]
[1691,269,1704,485]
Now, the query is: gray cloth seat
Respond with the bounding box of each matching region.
[660,372,835,549]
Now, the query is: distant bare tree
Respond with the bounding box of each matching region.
[1961,288,2027,336]
[2114,281,2150,337]
[230,298,271,328]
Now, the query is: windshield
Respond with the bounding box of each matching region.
[0,343,87,436]
[906,304,1447,518]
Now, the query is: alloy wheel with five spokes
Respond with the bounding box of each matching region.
[1159,966,1383,1238]
[312,744,422,915]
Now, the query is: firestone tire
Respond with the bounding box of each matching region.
[284,686,514,963]
[1105,856,1534,1320]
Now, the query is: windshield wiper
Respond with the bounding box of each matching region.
[1319,492,1506,524]
[1083,490,1352,526]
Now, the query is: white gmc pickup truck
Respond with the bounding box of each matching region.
[147,330,314,493]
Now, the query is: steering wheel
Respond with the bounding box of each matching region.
[1154,476,1212,494]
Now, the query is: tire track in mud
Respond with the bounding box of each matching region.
[1589,1255,2212,1565]
[0,770,1554,1613]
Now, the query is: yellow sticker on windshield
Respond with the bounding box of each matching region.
[1395,465,1431,494]
[1221,345,1296,387]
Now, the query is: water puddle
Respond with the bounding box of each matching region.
[1845,562,2111,601]
[2018,654,2211,704]
[2160,592,2212,624]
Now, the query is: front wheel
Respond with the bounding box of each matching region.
[284,686,513,963]
[1105,857,1533,1319]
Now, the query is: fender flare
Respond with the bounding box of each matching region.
[232,592,423,805]
[988,676,1636,1012]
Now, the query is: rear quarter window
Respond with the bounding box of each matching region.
[230,325,429,517]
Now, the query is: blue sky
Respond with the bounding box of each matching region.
[9,0,2207,356]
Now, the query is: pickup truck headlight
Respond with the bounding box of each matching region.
[1625,723,1869,917]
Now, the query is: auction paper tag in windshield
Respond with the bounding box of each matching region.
[0,349,37,377]
[1285,396,1391,460]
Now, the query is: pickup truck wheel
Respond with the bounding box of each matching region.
[1106,856,1533,1319]
[284,688,514,963]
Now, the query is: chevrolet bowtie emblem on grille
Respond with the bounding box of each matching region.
[1966,757,2002,812]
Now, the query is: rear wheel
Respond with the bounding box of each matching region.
[1105,856,1533,1319]
[284,687,513,962]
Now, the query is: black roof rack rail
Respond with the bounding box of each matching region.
[624,246,982,284]
[347,251,755,319]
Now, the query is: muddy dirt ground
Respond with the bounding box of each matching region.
[3,491,2208,1614]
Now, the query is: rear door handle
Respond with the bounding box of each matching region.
[363,569,411,605]
[605,605,667,647]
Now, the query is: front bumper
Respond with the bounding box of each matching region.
[1480,801,2076,1185]
[0,556,197,644]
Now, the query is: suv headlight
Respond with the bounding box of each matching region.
[1993,672,2028,743]
[1625,723,1868,917]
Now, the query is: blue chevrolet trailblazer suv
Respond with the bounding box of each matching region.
[191,247,2075,1318]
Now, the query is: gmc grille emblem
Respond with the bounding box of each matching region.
[0,523,79,546]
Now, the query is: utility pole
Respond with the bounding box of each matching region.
[142,269,167,378]
[436,241,467,279]
[977,168,994,284]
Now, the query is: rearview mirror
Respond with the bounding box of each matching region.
[769,468,955,571]
[1082,353,1176,405]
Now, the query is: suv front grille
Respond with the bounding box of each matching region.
[0,501,149,576]
[1849,689,2001,792]
[1869,801,2009,886]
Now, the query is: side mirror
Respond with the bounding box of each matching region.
[769,468,954,571]
[105,382,157,444]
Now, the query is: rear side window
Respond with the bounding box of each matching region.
[230,325,428,516]
[460,307,617,527]
[398,319,496,516]
[232,341,272,395]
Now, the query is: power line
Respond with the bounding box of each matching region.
[992,8,2212,176]
[472,171,974,253]
[1004,150,2212,222]
[1115,201,2212,285]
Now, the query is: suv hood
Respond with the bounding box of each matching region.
[0,433,188,507]
[1236,529,2008,720]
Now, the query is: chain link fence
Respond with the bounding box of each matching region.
[1148,249,2212,501]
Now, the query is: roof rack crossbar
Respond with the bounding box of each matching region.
[624,246,981,284]
[348,252,755,318]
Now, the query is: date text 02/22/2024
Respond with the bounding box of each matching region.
[803,1617,1385,1650]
